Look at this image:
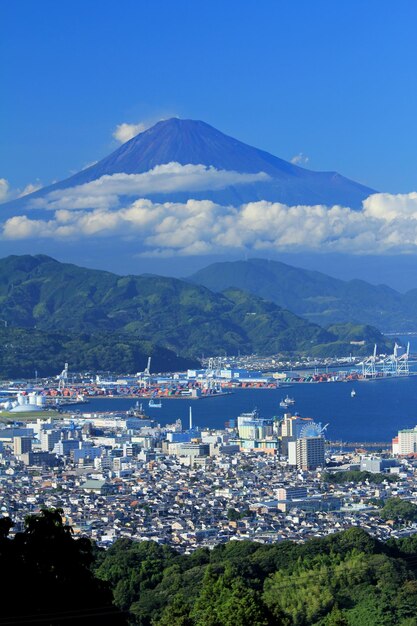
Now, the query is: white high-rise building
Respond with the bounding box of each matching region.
[396,426,417,455]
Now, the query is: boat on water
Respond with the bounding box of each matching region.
[149,398,162,408]
[280,395,295,409]
[128,401,144,416]
[351,389,356,398]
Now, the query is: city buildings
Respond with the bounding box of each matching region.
[13,436,32,456]
[296,436,325,470]
[0,404,412,552]
[394,426,417,455]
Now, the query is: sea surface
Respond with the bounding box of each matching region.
[83,376,417,443]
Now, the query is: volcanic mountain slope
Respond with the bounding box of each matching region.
[0,255,391,364]
[3,118,375,211]
[188,258,417,331]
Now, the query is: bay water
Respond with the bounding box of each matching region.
[83,376,417,443]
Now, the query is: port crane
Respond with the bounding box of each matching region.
[395,342,410,375]
[57,363,69,391]
[144,357,151,377]
[361,344,377,378]
[136,356,152,388]
[360,342,410,378]
[204,357,225,390]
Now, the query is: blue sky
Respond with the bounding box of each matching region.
[2,0,417,193]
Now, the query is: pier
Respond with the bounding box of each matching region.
[327,441,391,449]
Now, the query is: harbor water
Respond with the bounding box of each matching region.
[82,375,417,443]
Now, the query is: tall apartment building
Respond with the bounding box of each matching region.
[296,436,325,470]
[13,436,32,456]
[396,426,417,455]
[280,414,314,455]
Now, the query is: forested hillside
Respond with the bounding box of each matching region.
[94,528,417,626]
[0,326,200,377]
[3,509,417,626]
[0,256,394,374]
[189,258,417,330]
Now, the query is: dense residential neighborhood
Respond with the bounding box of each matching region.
[1,406,416,551]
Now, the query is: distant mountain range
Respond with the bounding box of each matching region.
[189,258,417,331]
[3,118,375,213]
[0,255,392,376]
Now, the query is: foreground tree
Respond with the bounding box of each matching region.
[0,508,126,625]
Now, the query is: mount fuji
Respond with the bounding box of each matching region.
[3,118,374,213]
[1,118,396,284]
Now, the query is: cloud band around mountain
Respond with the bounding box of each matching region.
[4,188,417,256]
[26,163,270,211]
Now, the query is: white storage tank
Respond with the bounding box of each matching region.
[36,395,46,407]
[17,393,26,406]
[29,393,37,406]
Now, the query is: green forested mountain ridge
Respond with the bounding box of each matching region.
[188,258,417,330]
[0,255,392,367]
[0,327,200,378]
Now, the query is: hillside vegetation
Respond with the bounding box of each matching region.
[0,255,393,376]
[95,528,417,626]
[189,258,417,330]
[4,509,417,626]
[0,326,199,378]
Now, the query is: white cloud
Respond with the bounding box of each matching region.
[113,122,148,143]
[0,178,44,203]
[0,178,10,202]
[363,192,417,222]
[290,153,309,165]
[18,181,42,197]
[6,189,417,257]
[27,163,270,211]
[81,160,98,171]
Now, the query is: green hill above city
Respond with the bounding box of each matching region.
[0,255,393,377]
[189,258,417,331]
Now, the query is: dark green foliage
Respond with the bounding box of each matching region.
[4,509,417,626]
[93,527,416,626]
[0,508,126,625]
[319,606,349,625]
[191,565,270,626]
[157,593,193,626]
[226,507,251,521]
[380,498,417,524]
[322,470,395,485]
[0,326,200,377]
[388,533,417,557]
